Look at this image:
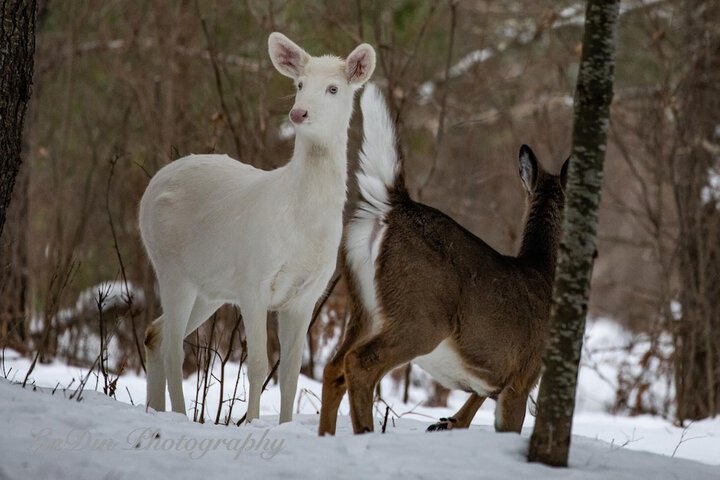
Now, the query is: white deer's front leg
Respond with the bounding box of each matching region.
[243,304,269,423]
[277,303,314,423]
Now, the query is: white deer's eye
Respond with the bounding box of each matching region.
[297,82,303,91]
[327,85,338,95]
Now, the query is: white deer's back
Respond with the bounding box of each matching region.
[139,153,343,306]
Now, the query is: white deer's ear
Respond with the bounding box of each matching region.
[519,144,539,192]
[268,32,310,79]
[346,44,376,85]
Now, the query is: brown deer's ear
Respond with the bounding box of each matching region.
[268,32,310,79]
[560,156,570,190]
[519,144,538,193]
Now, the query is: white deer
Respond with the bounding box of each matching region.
[139,32,375,423]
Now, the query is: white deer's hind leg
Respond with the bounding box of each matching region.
[278,303,314,423]
[243,303,269,423]
[145,315,166,411]
[145,296,222,413]
[158,277,197,414]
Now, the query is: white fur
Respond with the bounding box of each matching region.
[345,216,386,335]
[140,32,375,423]
[345,84,399,335]
[415,340,497,395]
[356,84,399,211]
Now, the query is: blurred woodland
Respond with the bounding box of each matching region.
[1,0,718,422]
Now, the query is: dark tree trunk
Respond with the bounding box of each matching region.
[0,0,36,350]
[528,0,620,467]
[0,162,29,350]
[0,0,37,240]
[672,0,720,423]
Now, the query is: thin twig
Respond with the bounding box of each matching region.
[309,273,342,331]
[23,260,79,387]
[196,2,243,158]
[417,0,457,201]
[106,153,146,373]
[95,284,111,394]
[381,405,390,433]
[671,421,707,457]
[215,310,243,424]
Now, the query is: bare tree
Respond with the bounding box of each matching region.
[0,0,37,239]
[528,0,620,467]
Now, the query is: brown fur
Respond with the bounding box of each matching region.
[144,321,161,351]
[318,145,567,435]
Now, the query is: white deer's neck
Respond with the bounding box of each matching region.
[285,133,348,208]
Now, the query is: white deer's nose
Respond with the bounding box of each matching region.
[290,108,308,124]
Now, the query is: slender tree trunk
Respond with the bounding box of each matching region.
[0,0,37,240]
[528,0,620,467]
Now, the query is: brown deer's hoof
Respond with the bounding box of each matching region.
[426,417,457,432]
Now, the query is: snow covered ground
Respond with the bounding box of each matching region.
[0,376,717,480]
[1,319,718,479]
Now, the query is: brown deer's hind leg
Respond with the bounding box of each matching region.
[345,333,441,434]
[318,353,348,436]
[494,387,530,433]
[427,393,486,431]
[318,316,366,436]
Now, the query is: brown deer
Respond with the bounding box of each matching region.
[318,84,568,435]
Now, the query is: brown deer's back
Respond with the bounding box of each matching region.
[377,199,553,392]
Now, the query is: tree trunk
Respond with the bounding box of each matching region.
[0,1,36,351]
[528,0,620,467]
[0,162,29,350]
[0,0,37,240]
[672,0,720,423]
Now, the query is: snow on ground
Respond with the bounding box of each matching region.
[1,317,718,479]
[0,377,718,480]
